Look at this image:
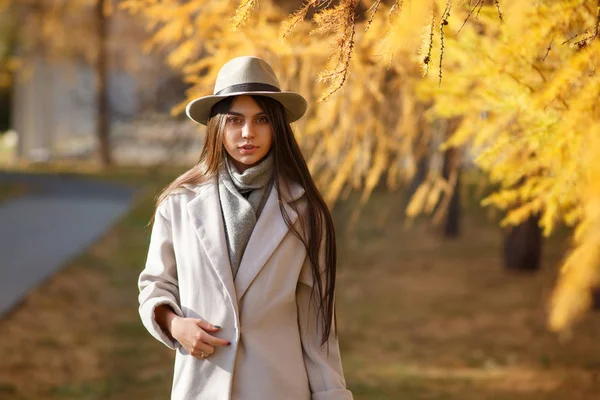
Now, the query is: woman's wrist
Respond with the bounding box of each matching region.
[166,312,183,340]
[155,304,181,339]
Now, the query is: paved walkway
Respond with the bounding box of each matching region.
[0,171,136,316]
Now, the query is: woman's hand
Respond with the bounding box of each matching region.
[154,305,231,359]
[171,317,231,359]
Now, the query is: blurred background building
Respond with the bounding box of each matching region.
[4,5,203,166]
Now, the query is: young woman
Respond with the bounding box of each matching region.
[138,56,353,400]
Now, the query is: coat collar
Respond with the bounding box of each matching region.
[184,176,305,305]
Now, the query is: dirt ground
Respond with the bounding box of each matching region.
[1,177,599,400]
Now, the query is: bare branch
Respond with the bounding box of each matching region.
[318,0,358,101]
[318,0,335,9]
[594,0,600,38]
[456,0,483,36]
[231,0,259,31]
[476,0,484,18]
[562,31,585,45]
[389,0,404,20]
[530,64,547,83]
[422,7,435,76]
[494,0,503,23]
[542,38,552,61]
[365,0,383,32]
[439,0,451,87]
[280,1,318,40]
[561,3,600,49]
[507,71,535,93]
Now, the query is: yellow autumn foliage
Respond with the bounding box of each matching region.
[121,0,600,334]
[0,0,98,86]
[120,0,435,210]
[416,0,600,332]
[0,0,146,87]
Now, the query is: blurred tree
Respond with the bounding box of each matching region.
[120,0,437,216]
[416,1,600,331]
[0,2,16,88]
[503,214,542,271]
[441,146,461,238]
[499,177,544,272]
[95,0,111,166]
[0,2,18,131]
[123,0,600,333]
[0,0,120,166]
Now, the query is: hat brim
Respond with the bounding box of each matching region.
[185,91,308,126]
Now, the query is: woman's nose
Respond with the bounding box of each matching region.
[241,122,255,138]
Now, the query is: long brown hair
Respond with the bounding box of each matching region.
[155,95,337,345]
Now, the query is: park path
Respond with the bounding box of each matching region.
[0,171,135,316]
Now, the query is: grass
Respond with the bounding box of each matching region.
[1,170,600,400]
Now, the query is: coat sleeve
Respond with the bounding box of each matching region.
[296,246,353,400]
[138,201,184,350]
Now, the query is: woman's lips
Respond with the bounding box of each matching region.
[239,144,258,154]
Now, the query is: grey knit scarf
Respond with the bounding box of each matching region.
[218,153,274,278]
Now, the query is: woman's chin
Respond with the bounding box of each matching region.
[240,154,267,165]
[229,154,268,171]
[236,158,256,168]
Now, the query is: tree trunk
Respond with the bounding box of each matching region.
[591,288,600,310]
[406,154,428,201]
[503,214,543,271]
[442,146,461,238]
[95,0,111,167]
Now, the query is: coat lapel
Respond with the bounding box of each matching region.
[185,179,239,310]
[234,180,305,301]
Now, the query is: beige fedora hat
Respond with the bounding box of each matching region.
[185,56,308,125]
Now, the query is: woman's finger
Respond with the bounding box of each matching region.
[190,341,215,359]
[195,319,221,332]
[201,331,231,347]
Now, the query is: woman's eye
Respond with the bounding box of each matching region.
[227,116,242,124]
[256,116,269,123]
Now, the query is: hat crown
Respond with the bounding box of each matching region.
[185,55,307,125]
[213,56,281,95]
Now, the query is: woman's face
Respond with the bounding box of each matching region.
[222,95,273,173]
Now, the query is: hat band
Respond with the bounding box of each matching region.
[215,82,281,96]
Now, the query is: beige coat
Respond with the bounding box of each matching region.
[138,177,353,400]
